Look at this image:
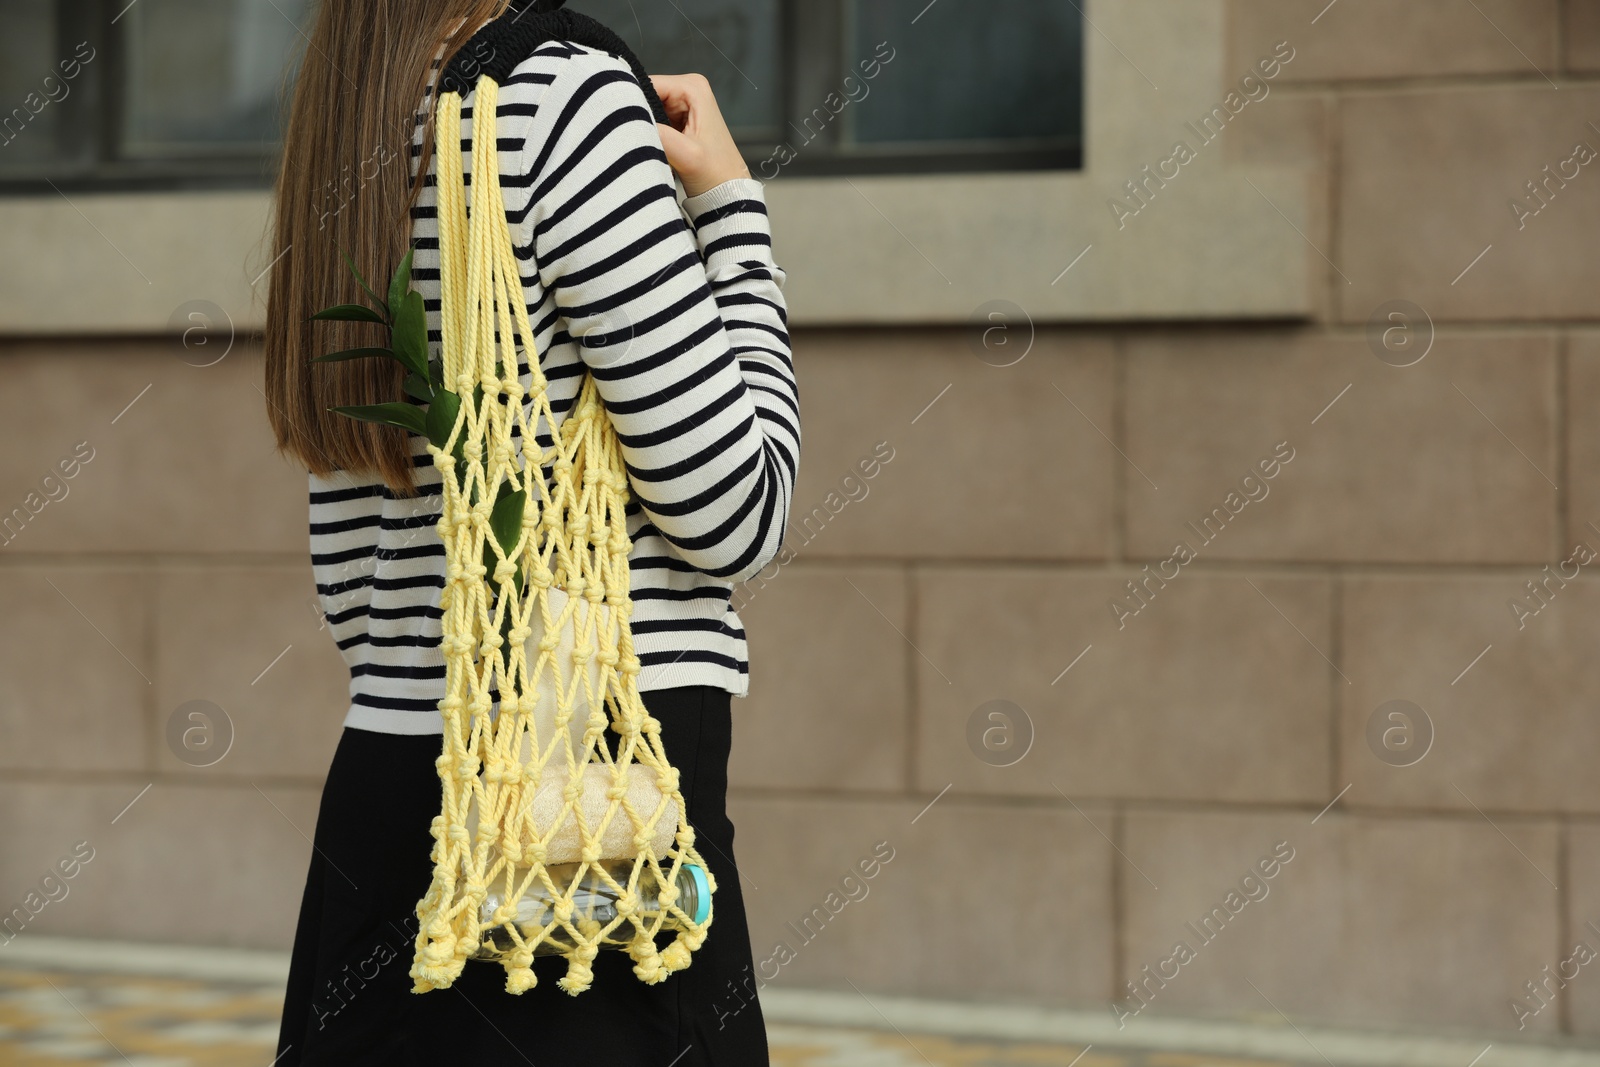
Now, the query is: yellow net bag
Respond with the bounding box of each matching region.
[408,73,715,997]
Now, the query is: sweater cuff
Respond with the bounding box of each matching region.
[683,176,766,216]
[682,177,774,270]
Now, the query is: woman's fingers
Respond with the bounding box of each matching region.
[656,122,706,174]
[648,73,713,130]
[649,72,712,104]
[647,72,749,198]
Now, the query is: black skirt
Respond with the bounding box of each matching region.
[275,685,770,1066]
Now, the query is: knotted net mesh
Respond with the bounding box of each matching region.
[408,76,715,997]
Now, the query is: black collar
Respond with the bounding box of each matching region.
[438,1,669,125]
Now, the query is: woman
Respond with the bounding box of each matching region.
[262,1,798,1063]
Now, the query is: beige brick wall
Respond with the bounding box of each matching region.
[6,0,1600,1042]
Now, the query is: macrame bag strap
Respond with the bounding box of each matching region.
[407,9,713,998]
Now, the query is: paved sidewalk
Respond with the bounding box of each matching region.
[0,963,1299,1067]
[6,939,1600,1067]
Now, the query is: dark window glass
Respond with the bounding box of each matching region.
[852,0,1082,146]
[0,1,82,172]
[120,0,310,158]
[0,0,311,189]
[580,0,784,143]
[588,0,1082,175]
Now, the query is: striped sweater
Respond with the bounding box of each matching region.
[307,40,799,735]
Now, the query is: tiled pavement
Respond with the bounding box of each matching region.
[0,968,279,1067]
[10,943,1600,1067]
[0,964,1306,1067]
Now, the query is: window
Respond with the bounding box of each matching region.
[584,0,1083,176]
[0,0,312,191]
[0,0,1080,192]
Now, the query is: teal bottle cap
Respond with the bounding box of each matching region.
[686,863,710,925]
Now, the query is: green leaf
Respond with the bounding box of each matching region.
[390,290,429,380]
[425,388,462,451]
[489,485,526,557]
[427,355,445,393]
[327,402,427,436]
[308,346,400,365]
[341,248,389,320]
[402,373,434,403]
[388,248,415,322]
[309,303,385,324]
[482,484,527,592]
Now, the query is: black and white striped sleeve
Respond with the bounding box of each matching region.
[516,49,799,584]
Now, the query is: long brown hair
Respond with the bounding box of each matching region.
[263,0,510,496]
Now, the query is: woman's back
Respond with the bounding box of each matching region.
[307,36,799,736]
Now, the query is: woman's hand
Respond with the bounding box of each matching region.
[649,73,752,199]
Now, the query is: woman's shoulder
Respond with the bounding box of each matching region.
[502,41,640,93]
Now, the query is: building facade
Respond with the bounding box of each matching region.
[2,0,1597,1040]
